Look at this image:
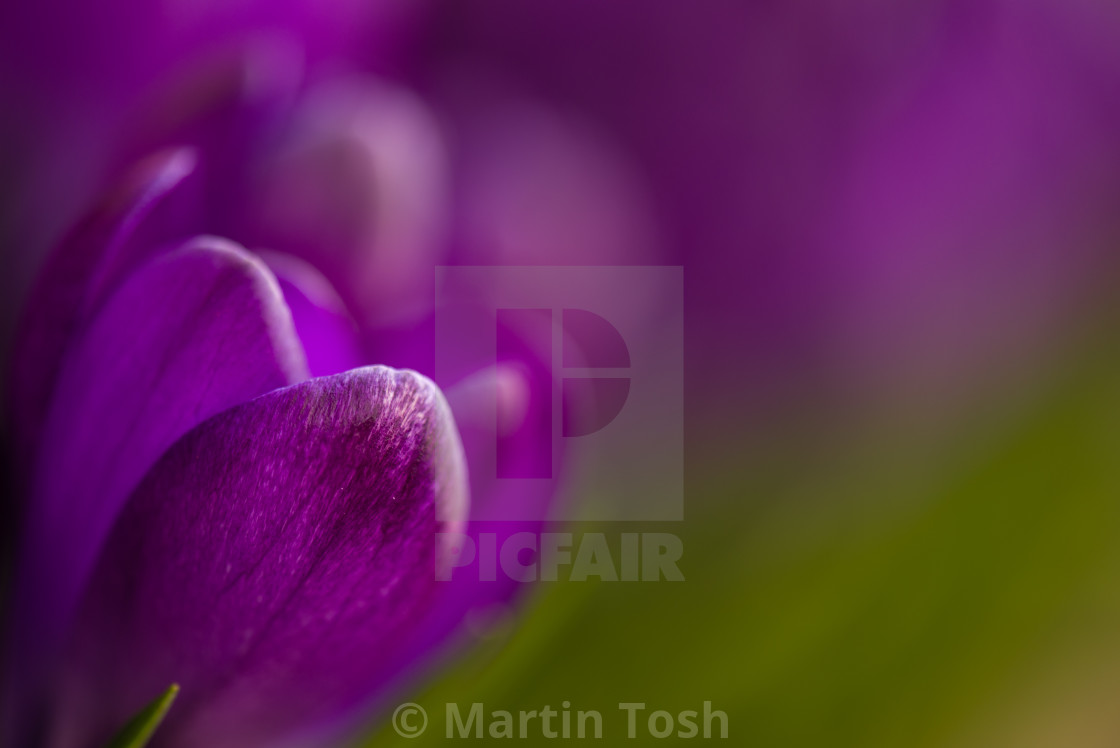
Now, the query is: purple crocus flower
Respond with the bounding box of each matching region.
[0,7,670,745]
[0,139,527,748]
[1,20,594,741]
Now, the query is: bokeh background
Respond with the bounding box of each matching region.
[5,1,1120,745]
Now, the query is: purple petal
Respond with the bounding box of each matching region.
[259,251,365,378]
[438,82,659,270]
[346,355,569,717]
[333,363,568,726]
[50,367,467,748]
[445,363,561,523]
[8,148,196,465]
[117,41,305,242]
[241,78,448,328]
[6,237,307,741]
[0,0,421,259]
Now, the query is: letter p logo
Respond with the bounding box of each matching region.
[437,267,682,521]
[494,307,633,479]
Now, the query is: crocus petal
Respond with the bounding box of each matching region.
[433,82,664,333]
[243,77,448,328]
[6,237,307,743]
[413,363,555,616]
[442,86,658,270]
[8,148,196,464]
[51,367,467,748]
[445,363,561,523]
[259,251,365,377]
[344,362,567,722]
[0,0,418,263]
[117,39,305,241]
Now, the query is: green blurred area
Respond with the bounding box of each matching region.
[360,345,1120,747]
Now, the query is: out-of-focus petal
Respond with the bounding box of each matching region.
[243,77,448,328]
[117,39,306,241]
[8,148,196,464]
[430,80,665,334]
[440,82,659,270]
[50,367,467,748]
[6,237,307,743]
[0,0,424,261]
[259,251,365,377]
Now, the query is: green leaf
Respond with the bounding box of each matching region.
[104,683,179,748]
